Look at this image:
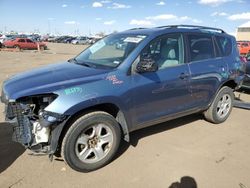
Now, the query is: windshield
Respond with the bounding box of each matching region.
[75,34,146,68]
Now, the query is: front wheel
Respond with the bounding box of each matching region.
[62,111,121,172]
[14,45,21,51]
[204,86,234,124]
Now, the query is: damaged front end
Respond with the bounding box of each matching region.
[1,93,67,155]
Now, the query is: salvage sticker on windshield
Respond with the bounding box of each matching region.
[89,40,105,53]
[124,37,143,43]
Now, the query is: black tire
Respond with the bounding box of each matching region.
[40,46,45,51]
[204,86,234,124]
[62,111,121,172]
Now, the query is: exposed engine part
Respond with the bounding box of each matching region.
[16,94,58,117]
[3,93,66,156]
[32,121,50,144]
[7,103,33,145]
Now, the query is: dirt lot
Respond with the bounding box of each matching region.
[0,43,250,188]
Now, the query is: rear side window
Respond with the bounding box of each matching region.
[187,34,215,62]
[242,43,249,47]
[215,36,232,57]
[26,39,33,43]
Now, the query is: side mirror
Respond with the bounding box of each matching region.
[136,58,158,73]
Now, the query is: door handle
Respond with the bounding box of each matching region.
[179,73,189,79]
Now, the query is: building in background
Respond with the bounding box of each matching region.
[236,23,250,41]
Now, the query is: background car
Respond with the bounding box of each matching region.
[47,36,57,42]
[0,34,16,47]
[62,36,76,43]
[71,36,89,44]
[54,36,69,43]
[241,54,250,89]
[27,34,41,42]
[3,37,47,50]
[237,41,250,55]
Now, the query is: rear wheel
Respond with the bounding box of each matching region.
[204,86,234,124]
[40,46,45,51]
[62,111,121,172]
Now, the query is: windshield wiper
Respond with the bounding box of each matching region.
[80,62,92,67]
[68,58,78,63]
[68,58,96,68]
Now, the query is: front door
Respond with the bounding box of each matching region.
[130,33,193,128]
[26,39,36,49]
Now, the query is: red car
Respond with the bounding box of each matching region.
[3,38,47,50]
[237,41,250,55]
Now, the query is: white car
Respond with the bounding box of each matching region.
[71,36,89,45]
[0,35,15,46]
[0,35,6,44]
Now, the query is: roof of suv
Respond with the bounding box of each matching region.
[121,25,227,37]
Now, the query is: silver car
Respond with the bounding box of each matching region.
[71,36,89,45]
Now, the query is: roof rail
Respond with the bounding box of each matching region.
[157,25,226,33]
[129,27,146,30]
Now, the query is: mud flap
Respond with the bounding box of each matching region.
[49,117,70,155]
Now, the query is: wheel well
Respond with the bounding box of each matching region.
[55,103,121,156]
[221,80,237,90]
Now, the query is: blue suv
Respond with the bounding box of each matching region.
[1,25,245,172]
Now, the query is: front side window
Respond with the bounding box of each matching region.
[137,33,184,70]
[75,34,146,68]
[188,34,215,62]
[18,39,25,42]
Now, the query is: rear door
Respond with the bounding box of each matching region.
[186,33,226,108]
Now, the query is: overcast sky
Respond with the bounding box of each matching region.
[0,0,250,36]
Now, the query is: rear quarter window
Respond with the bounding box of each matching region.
[215,36,232,57]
